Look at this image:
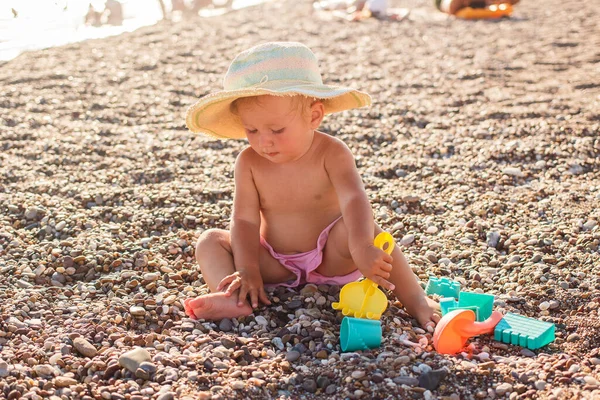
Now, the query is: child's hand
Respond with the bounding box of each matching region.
[352,244,395,291]
[216,270,271,309]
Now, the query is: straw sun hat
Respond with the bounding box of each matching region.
[185,42,371,140]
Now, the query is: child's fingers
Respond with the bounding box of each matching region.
[224,279,241,296]
[383,253,393,264]
[259,289,271,306]
[377,270,391,280]
[379,262,393,272]
[373,276,395,291]
[217,274,235,291]
[249,290,259,308]
[237,286,249,307]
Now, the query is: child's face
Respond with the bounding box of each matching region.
[237,95,322,163]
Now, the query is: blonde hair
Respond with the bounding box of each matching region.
[230,95,316,118]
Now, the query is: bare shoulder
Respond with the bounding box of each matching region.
[316,131,355,167]
[235,146,261,168]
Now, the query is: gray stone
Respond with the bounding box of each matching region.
[495,382,514,396]
[285,350,301,362]
[418,369,448,390]
[119,347,151,373]
[393,376,419,386]
[218,318,233,332]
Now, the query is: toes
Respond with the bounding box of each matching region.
[188,297,205,309]
[424,321,436,333]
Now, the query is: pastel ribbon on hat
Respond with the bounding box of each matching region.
[185,42,371,140]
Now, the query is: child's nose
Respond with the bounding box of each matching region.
[258,133,273,148]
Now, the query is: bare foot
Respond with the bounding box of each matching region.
[183,293,252,320]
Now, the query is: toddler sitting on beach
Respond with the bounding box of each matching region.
[182,42,439,330]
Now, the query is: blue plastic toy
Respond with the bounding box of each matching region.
[425,277,460,299]
[458,292,494,321]
[440,297,458,315]
[494,313,556,350]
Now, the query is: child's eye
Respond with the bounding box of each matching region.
[245,129,257,134]
[272,128,285,134]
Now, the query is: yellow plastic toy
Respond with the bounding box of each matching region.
[455,3,513,19]
[332,232,394,320]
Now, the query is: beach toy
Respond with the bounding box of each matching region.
[332,232,394,320]
[425,277,461,299]
[458,292,494,321]
[448,305,479,320]
[340,317,382,352]
[455,3,513,19]
[433,309,503,355]
[439,297,458,315]
[494,313,555,350]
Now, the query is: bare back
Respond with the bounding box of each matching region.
[246,131,342,254]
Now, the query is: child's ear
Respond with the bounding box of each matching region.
[310,100,325,129]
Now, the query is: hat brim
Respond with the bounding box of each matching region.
[185,81,371,140]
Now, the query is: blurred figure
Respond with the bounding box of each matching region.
[84,3,102,26]
[172,0,186,12]
[436,0,519,15]
[11,8,18,18]
[104,0,123,25]
[314,0,407,21]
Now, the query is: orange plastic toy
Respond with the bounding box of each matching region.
[433,309,503,354]
[455,3,513,19]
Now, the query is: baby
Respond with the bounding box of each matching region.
[183,42,439,330]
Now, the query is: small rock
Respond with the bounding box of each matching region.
[495,382,514,396]
[302,379,317,393]
[400,234,415,246]
[73,337,97,358]
[351,370,365,379]
[502,167,524,177]
[418,369,448,391]
[156,393,175,400]
[534,381,546,391]
[520,349,536,357]
[218,318,233,332]
[130,306,146,317]
[286,350,300,362]
[393,376,419,386]
[33,364,56,377]
[566,333,580,342]
[55,376,77,387]
[119,347,151,373]
[487,231,501,248]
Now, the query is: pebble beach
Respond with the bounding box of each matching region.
[0,0,599,399]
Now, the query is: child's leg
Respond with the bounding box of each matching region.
[184,228,295,320]
[316,220,439,329]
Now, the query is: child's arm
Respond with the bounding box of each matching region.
[325,139,395,290]
[225,149,270,308]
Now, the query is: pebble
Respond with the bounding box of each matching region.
[286,350,301,362]
[119,347,151,373]
[495,383,513,396]
[218,319,233,332]
[400,234,415,246]
[418,369,448,391]
[73,337,97,358]
[55,376,78,387]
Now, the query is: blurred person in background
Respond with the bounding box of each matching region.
[436,0,520,15]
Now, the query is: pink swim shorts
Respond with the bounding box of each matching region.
[261,216,363,288]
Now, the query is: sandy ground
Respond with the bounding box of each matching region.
[0,0,599,399]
